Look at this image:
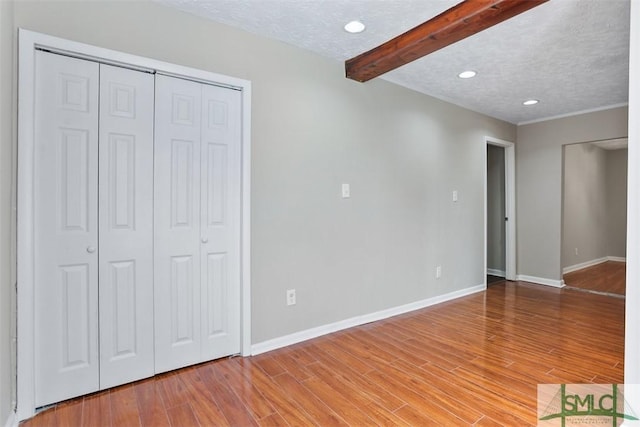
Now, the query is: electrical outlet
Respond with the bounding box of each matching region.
[575,248,579,255]
[436,266,442,279]
[286,289,296,306]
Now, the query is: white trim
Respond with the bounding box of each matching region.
[484,137,516,282]
[625,0,640,416]
[3,411,17,427]
[487,268,506,277]
[562,256,627,274]
[251,284,486,356]
[516,274,565,288]
[17,29,252,420]
[562,257,609,274]
[240,84,252,357]
[517,103,629,126]
[17,28,37,423]
[25,32,249,90]
[591,137,628,150]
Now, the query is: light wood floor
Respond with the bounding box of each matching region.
[23,281,624,427]
[563,261,626,296]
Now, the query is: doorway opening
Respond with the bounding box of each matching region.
[484,137,516,286]
[561,138,627,296]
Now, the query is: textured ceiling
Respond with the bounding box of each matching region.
[157,0,630,124]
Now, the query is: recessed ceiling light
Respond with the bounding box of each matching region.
[344,20,366,34]
[523,99,539,106]
[458,70,477,79]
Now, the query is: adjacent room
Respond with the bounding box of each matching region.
[1,0,638,426]
[562,139,628,296]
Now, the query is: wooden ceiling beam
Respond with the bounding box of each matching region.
[345,0,548,82]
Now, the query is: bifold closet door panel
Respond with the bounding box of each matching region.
[98,64,155,388]
[200,84,242,360]
[34,51,100,406]
[154,75,203,373]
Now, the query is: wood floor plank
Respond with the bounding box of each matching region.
[305,339,376,376]
[280,345,318,365]
[55,399,84,427]
[22,281,625,427]
[29,407,58,427]
[304,358,404,413]
[388,359,485,424]
[154,371,192,409]
[177,366,231,426]
[326,332,398,373]
[450,366,535,412]
[361,403,414,427]
[110,385,141,427]
[366,369,470,425]
[83,391,113,427]
[270,351,315,382]
[214,359,276,421]
[301,376,376,425]
[233,358,320,426]
[199,364,259,427]
[355,328,431,367]
[250,354,287,378]
[270,373,349,426]
[474,415,509,427]
[256,411,289,427]
[133,381,170,427]
[394,403,465,427]
[165,403,198,427]
[305,343,405,410]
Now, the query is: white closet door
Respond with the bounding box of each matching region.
[98,64,155,388]
[34,51,100,406]
[154,75,242,372]
[200,84,241,359]
[154,75,203,373]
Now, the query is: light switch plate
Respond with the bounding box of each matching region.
[342,183,350,198]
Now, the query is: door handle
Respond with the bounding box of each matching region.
[86,246,96,253]
[201,237,209,244]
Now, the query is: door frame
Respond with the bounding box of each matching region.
[484,136,516,283]
[17,29,252,421]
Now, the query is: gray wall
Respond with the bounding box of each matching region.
[0,1,515,415]
[516,107,628,281]
[562,144,627,270]
[487,145,505,273]
[606,148,628,258]
[562,143,609,269]
[0,0,15,424]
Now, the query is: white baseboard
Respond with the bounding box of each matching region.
[251,284,486,356]
[4,411,17,427]
[563,256,627,274]
[487,268,506,277]
[563,257,608,274]
[516,274,565,288]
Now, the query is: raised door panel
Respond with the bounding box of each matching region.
[200,85,242,359]
[34,51,100,406]
[154,75,203,373]
[98,64,155,388]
